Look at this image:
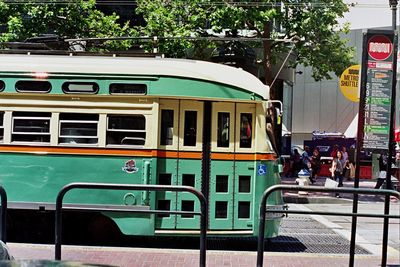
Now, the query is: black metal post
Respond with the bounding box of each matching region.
[349,30,370,267]
[0,186,7,243]
[55,183,207,267]
[256,185,400,267]
[256,188,268,267]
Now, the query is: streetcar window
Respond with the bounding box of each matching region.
[182,174,195,187]
[59,113,99,145]
[109,83,147,95]
[215,201,228,219]
[183,111,197,146]
[216,175,228,193]
[238,176,251,193]
[217,112,230,147]
[0,81,5,92]
[15,80,51,93]
[160,110,174,146]
[181,200,195,218]
[11,112,51,143]
[238,201,250,219]
[157,200,171,218]
[106,115,146,146]
[0,112,4,142]
[62,82,99,94]
[239,113,252,148]
[158,173,172,185]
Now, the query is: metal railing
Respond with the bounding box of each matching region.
[256,185,400,267]
[0,186,7,242]
[55,183,208,267]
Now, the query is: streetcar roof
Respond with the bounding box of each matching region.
[0,54,269,100]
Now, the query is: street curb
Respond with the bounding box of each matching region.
[283,195,353,204]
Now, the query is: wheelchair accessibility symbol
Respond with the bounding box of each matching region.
[257,164,267,176]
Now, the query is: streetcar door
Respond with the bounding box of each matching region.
[156,99,203,230]
[175,100,203,228]
[209,102,235,229]
[156,99,179,229]
[233,103,256,230]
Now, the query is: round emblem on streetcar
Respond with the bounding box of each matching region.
[122,159,139,173]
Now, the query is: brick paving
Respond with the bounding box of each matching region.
[6,243,400,267]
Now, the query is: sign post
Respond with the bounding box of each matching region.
[351,29,398,267]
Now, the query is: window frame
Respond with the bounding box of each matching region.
[106,114,146,147]
[15,80,52,93]
[211,102,234,152]
[62,81,99,94]
[0,111,4,142]
[58,113,99,146]
[11,112,51,144]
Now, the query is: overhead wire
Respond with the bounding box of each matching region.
[0,1,391,8]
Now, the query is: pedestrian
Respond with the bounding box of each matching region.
[341,146,350,179]
[331,150,346,197]
[374,154,387,189]
[310,148,321,184]
[347,145,356,180]
[301,146,312,170]
[330,144,339,159]
[394,151,400,191]
[287,149,302,177]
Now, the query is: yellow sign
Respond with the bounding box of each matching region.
[339,65,360,102]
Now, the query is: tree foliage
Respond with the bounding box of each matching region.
[0,0,135,50]
[136,0,354,84]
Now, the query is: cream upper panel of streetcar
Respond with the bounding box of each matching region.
[0,54,269,100]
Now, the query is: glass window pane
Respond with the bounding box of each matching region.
[240,113,252,148]
[14,119,50,133]
[217,112,230,147]
[62,82,99,94]
[107,115,146,146]
[216,175,228,193]
[0,80,5,92]
[215,201,228,219]
[239,176,251,193]
[182,174,195,187]
[59,113,98,145]
[238,201,250,219]
[11,112,51,143]
[181,200,195,218]
[109,83,147,95]
[158,173,172,185]
[184,111,197,146]
[157,200,171,218]
[15,80,51,93]
[160,110,174,146]
[0,112,3,142]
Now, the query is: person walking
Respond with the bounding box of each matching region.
[310,148,321,184]
[374,154,387,189]
[341,146,350,179]
[301,146,312,170]
[331,150,346,197]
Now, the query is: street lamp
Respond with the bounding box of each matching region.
[389,0,398,31]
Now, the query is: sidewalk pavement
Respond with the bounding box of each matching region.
[281,175,399,204]
[6,243,399,267]
[282,175,400,265]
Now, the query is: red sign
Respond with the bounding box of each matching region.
[368,35,393,61]
[395,129,400,142]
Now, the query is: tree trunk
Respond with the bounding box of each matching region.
[263,21,282,155]
[262,22,273,97]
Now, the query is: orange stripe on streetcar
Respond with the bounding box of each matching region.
[0,146,153,157]
[0,146,276,160]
